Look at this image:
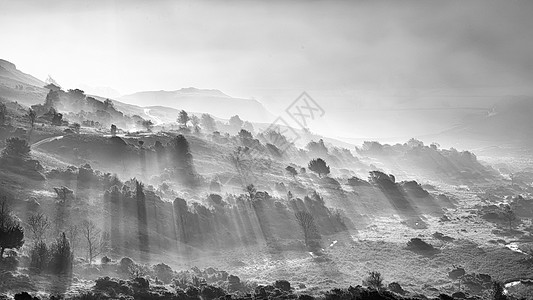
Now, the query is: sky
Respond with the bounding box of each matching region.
[1,0,533,140]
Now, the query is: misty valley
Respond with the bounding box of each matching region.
[1,58,533,300]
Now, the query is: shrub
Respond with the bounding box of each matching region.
[201,285,226,300]
[362,271,384,290]
[100,256,111,264]
[0,201,25,258]
[406,238,435,252]
[119,257,134,273]
[14,292,39,300]
[274,280,291,292]
[128,263,149,279]
[308,158,330,177]
[153,263,174,284]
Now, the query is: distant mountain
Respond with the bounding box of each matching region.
[119,88,275,123]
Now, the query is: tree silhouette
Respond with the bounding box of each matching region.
[308,158,330,177]
[294,211,319,249]
[178,110,190,127]
[28,108,36,128]
[285,166,298,178]
[502,205,517,231]
[2,137,30,161]
[201,113,216,132]
[0,102,6,125]
[110,124,117,136]
[27,212,50,242]
[0,200,25,258]
[80,220,108,264]
[49,232,73,274]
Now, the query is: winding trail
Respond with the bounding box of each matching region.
[144,108,163,125]
[31,135,64,148]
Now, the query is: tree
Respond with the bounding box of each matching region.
[285,166,298,178]
[238,129,253,141]
[0,200,25,258]
[294,211,319,249]
[308,158,330,177]
[201,113,216,132]
[306,139,328,156]
[502,205,517,231]
[80,220,108,264]
[229,115,243,129]
[190,115,200,128]
[110,124,117,136]
[49,232,73,274]
[178,110,190,127]
[28,108,36,128]
[2,137,31,161]
[29,240,49,272]
[362,271,384,291]
[27,212,50,242]
[141,120,154,131]
[51,111,63,126]
[245,184,257,201]
[172,135,196,182]
[0,102,6,125]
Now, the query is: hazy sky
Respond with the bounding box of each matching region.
[2,0,533,139]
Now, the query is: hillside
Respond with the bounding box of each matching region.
[1,58,533,299]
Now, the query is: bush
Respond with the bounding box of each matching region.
[119,257,134,273]
[201,285,226,300]
[14,292,39,300]
[153,263,174,284]
[100,256,111,264]
[274,280,291,292]
[406,238,435,252]
[362,271,384,290]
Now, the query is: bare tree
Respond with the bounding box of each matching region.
[502,205,517,231]
[80,220,109,264]
[294,211,319,249]
[27,212,50,242]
